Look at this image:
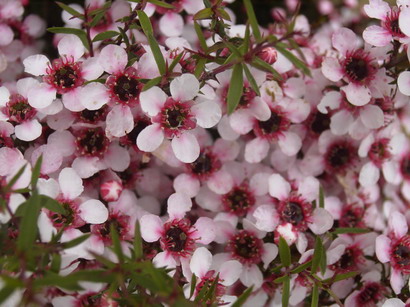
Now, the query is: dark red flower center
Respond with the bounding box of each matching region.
[107,67,141,105]
[391,235,410,273]
[75,128,110,157]
[309,111,330,135]
[383,9,405,38]
[227,230,262,265]
[44,57,83,94]
[330,246,363,273]
[78,105,108,123]
[255,107,290,140]
[400,154,410,181]
[92,213,130,245]
[339,205,364,228]
[278,197,311,231]
[188,149,221,180]
[325,140,356,173]
[368,138,391,167]
[356,282,386,306]
[222,184,255,216]
[4,94,36,124]
[342,50,375,84]
[161,218,195,256]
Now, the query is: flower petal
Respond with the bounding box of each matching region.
[375,235,391,263]
[80,83,109,110]
[140,214,163,242]
[23,54,49,76]
[190,247,212,278]
[269,174,290,200]
[309,208,334,234]
[159,12,184,37]
[171,132,200,163]
[137,124,164,152]
[106,105,134,138]
[191,100,221,128]
[27,83,56,108]
[98,44,127,74]
[14,120,42,141]
[167,192,192,219]
[399,7,410,37]
[79,199,108,224]
[363,25,392,47]
[59,167,84,199]
[398,71,410,96]
[321,57,343,82]
[57,35,84,61]
[342,83,371,106]
[360,105,384,129]
[140,86,167,116]
[359,162,380,187]
[170,73,199,101]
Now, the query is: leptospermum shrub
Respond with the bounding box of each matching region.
[2,0,410,306]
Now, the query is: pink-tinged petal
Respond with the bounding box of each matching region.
[159,12,184,37]
[194,217,216,244]
[140,86,167,116]
[167,192,192,219]
[195,187,222,211]
[240,264,263,288]
[190,247,212,278]
[137,124,164,152]
[98,44,127,74]
[27,83,56,108]
[32,144,62,175]
[46,107,75,131]
[62,88,85,111]
[229,109,254,135]
[153,251,177,271]
[183,0,205,14]
[219,260,242,286]
[0,86,10,106]
[382,298,406,307]
[317,91,342,114]
[342,83,371,106]
[321,57,343,82]
[298,176,320,202]
[173,173,200,198]
[249,173,270,196]
[245,137,270,164]
[391,269,404,294]
[344,291,359,307]
[191,101,221,128]
[23,54,50,76]
[59,167,84,199]
[363,25,392,47]
[330,110,354,135]
[103,143,131,172]
[375,235,391,263]
[47,130,76,157]
[207,169,234,195]
[309,208,334,234]
[327,244,346,265]
[253,204,279,232]
[106,105,134,138]
[398,71,410,96]
[80,83,109,110]
[360,105,384,129]
[81,57,104,80]
[289,284,308,306]
[217,115,240,141]
[363,0,390,19]
[248,97,271,121]
[57,35,84,61]
[399,7,410,37]
[278,131,302,157]
[0,24,13,46]
[16,77,39,98]
[262,243,278,269]
[284,98,310,123]
[170,73,199,101]
[277,224,297,245]
[37,211,56,242]
[14,120,42,141]
[171,132,200,163]
[7,159,31,190]
[390,211,408,239]
[140,214,163,242]
[332,28,358,54]
[296,233,308,254]
[269,174,290,200]
[359,162,380,187]
[79,199,108,224]
[72,157,101,178]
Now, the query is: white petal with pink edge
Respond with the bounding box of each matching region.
[193,217,215,244]
[298,176,319,202]
[171,132,200,163]
[195,187,222,211]
[59,167,84,199]
[309,208,334,234]
[359,162,380,187]
[342,83,371,106]
[390,211,408,239]
[183,0,205,14]
[14,120,42,142]
[249,173,270,196]
[0,24,13,46]
[173,173,200,198]
[229,109,254,135]
[207,169,234,195]
[72,157,102,178]
[0,148,23,176]
[398,71,410,96]
[106,105,134,138]
[27,83,56,108]
[153,251,177,271]
[79,199,109,224]
[191,100,221,128]
[159,12,184,37]
[278,131,302,157]
[321,57,343,82]
[248,97,271,121]
[0,86,9,106]
[363,0,390,19]
[140,86,168,116]
[57,35,84,61]
[330,110,354,135]
[262,243,278,269]
[399,7,410,37]
[140,214,163,242]
[240,264,263,288]
[103,143,131,172]
[375,235,391,263]
[253,204,279,232]
[317,91,341,114]
[269,174,290,200]
[285,98,310,123]
[23,54,50,76]
[167,192,192,219]
[170,73,199,102]
[98,44,127,74]
[16,77,39,98]
[80,83,109,110]
[137,124,164,152]
[382,298,406,307]
[245,137,270,164]
[219,260,242,286]
[190,247,212,278]
[62,87,85,112]
[391,269,404,294]
[81,57,104,80]
[363,25,392,47]
[332,28,359,54]
[360,105,384,129]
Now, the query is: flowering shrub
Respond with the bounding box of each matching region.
[1,0,410,306]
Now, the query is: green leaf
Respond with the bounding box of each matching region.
[168,52,184,73]
[17,195,41,252]
[226,64,243,114]
[311,284,319,307]
[147,0,176,9]
[275,43,311,76]
[194,22,208,52]
[89,9,106,28]
[0,285,18,305]
[282,275,290,307]
[319,186,325,208]
[118,27,130,47]
[232,286,253,307]
[223,40,242,58]
[194,280,209,303]
[217,8,231,21]
[62,234,90,249]
[56,2,84,20]
[311,236,323,274]
[243,0,261,40]
[320,242,327,275]
[239,24,250,56]
[193,8,213,20]
[110,224,124,263]
[194,58,207,79]
[189,274,197,299]
[47,27,90,51]
[137,10,153,35]
[273,275,288,284]
[290,260,312,274]
[278,237,291,267]
[39,195,65,214]
[332,228,371,235]
[142,76,162,91]
[322,271,359,283]
[50,253,61,273]
[133,221,143,259]
[92,30,119,42]
[251,57,283,81]
[243,64,260,96]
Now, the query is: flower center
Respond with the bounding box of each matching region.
[75,128,109,157]
[339,205,364,228]
[161,218,195,256]
[126,117,151,148]
[222,184,255,216]
[44,57,83,94]
[384,9,405,38]
[325,141,356,173]
[107,67,141,104]
[368,138,391,167]
[188,149,221,179]
[92,213,130,245]
[78,105,108,123]
[356,282,385,306]
[255,107,290,140]
[330,246,362,272]
[391,236,410,273]
[5,94,36,123]
[48,201,77,229]
[400,154,410,181]
[282,202,304,225]
[227,230,262,265]
[342,50,374,84]
[238,85,256,109]
[309,111,330,135]
[195,271,226,303]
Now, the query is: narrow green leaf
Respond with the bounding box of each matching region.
[56,2,84,20]
[194,58,207,79]
[47,27,86,36]
[118,27,130,47]
[89,9,106,28]
[275,43,311,76]
[311,284,319,307]
[92,30,119,42]
[227,64,243,114]
[110,224,124,263]
[319,186,325,208]
[232,286,253,307]
[243,0,261,40]
[290,260,312,274]
[332,228,371,235]
[168,52,184,73]
[0,285,17,305]
[322,271,359,283]
[239,24,250,56]
[278,237,291,267]
[243,64,260,96]
[31,155,42,192]
[142,76,162,91]
[194,22,208,51]
[62,234,90,249]
[194,280,210,303]
[189,274,197,299]
[217,8,231,21]
[137,10,153,35]
[311,236,323,273]
[251,57,283,81]
[320,243,327,275]
[5,164,26,191]
[17,195,41,252]
[282,275,290,307]
[147,0,175,9]
[39,195,65,214]
[193,8,213,20]
[273,275,288,284]
[50,253,61,273]
[133,221,143,259]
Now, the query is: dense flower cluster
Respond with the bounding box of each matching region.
[1,0,410,306]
